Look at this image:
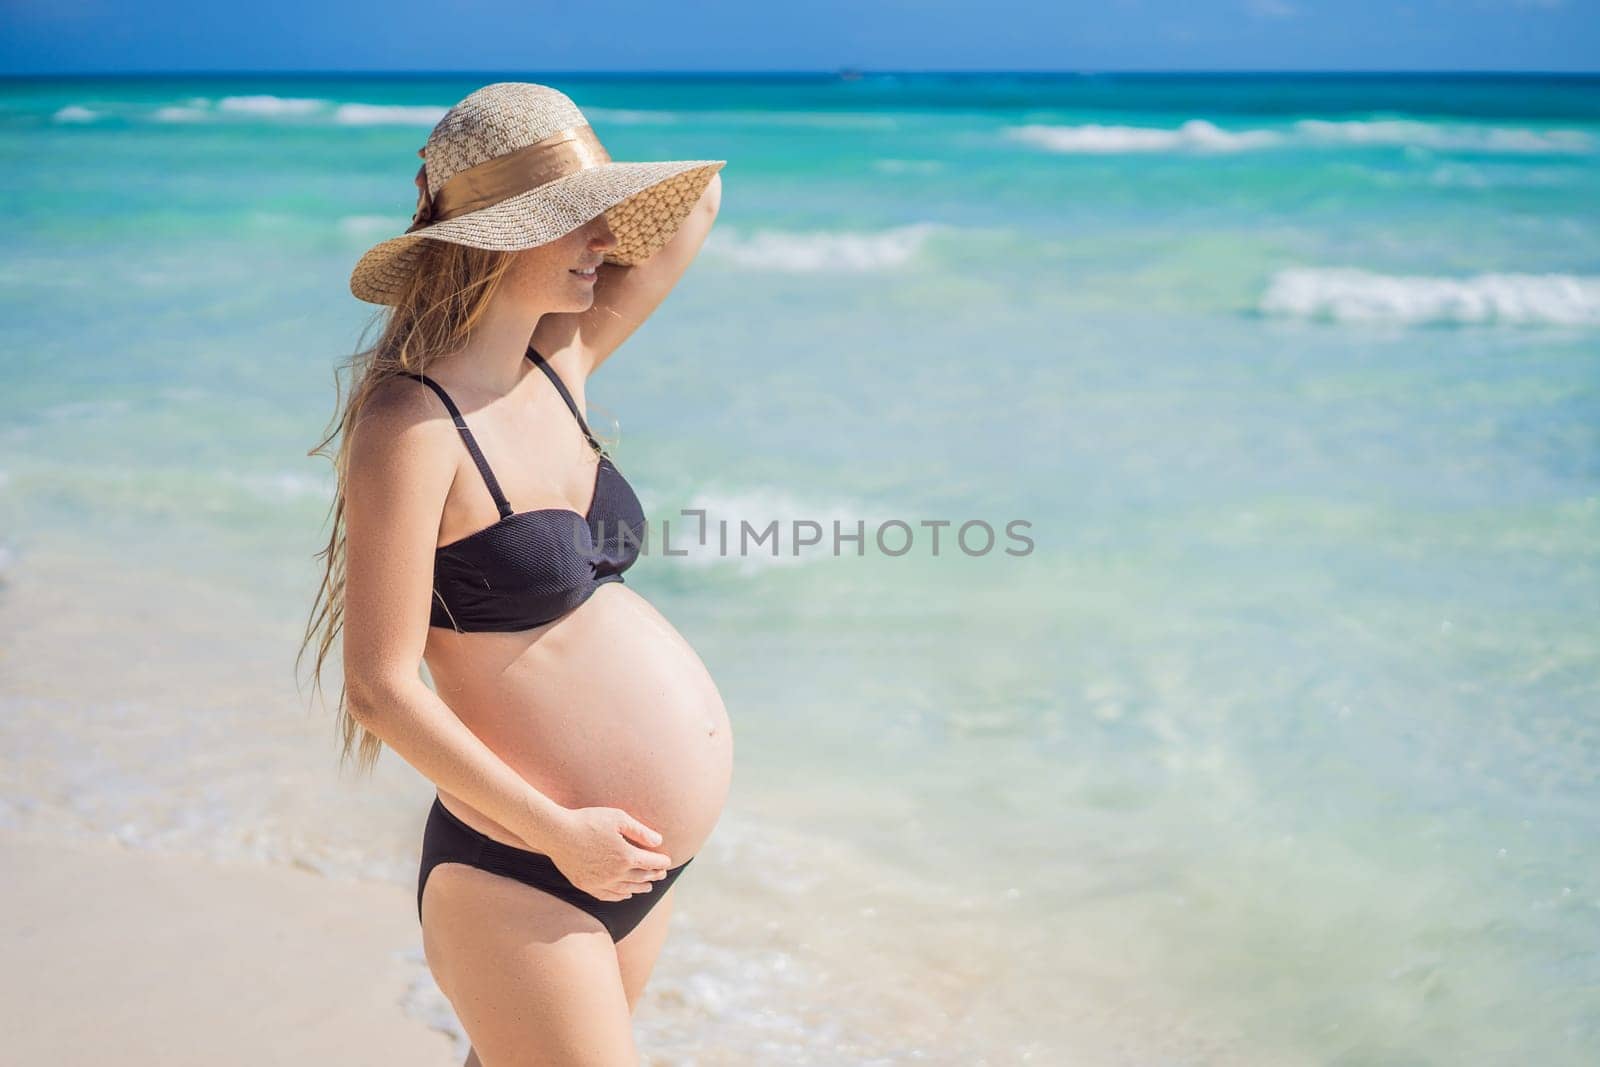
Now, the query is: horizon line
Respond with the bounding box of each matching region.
[3,67,1600,79]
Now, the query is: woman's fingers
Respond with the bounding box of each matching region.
[612,870,666,896]
[593,864,667,900]
[628,847,672,871]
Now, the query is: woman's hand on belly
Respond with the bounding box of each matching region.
[426,583,734,867]
[545,803,676,901]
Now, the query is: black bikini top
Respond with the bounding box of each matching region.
[414,345,647,633]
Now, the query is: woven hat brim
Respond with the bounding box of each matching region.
[349,159,725,305]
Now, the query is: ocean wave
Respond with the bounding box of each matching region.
[333,103,448,126]
[338,214,403,238]
[140,97,443,126]
[217,94,326,116]
[152,106,207,123]
[1424,163,1575,189]
[1006,119,1282,154]
[396,950,469,1062]
[1259,268,1600,327]
[1007,118,1595,156]
[52,105,99,124]
[395,811,891,1064]
[705,222,944,272]
[1294,118,1594,155]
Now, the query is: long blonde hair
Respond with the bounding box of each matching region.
[297,240,516,774]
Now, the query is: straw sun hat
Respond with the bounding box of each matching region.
[349,82,726,305]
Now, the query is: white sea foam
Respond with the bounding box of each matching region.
[1007,118,1595,156]
[52,105,99,123]
[1259,268,1600,327]
[338,214,403,238]
[149,97,445,126]
[1294,118,1594,155]
[392,818,885,1064]
[1423,163,1573,189]
[395,949,469,1063]
[1007,119,1282,154]
[705,222,943,272]
[217,94,326,116]
[333,103,448,126]
[152,106,207,123]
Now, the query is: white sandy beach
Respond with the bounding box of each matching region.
[0,825,457,1066]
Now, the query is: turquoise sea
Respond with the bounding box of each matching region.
[1,72,1597,1063]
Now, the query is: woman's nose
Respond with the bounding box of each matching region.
[589,216,618,249]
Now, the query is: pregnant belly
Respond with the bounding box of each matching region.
[424,582,734,866]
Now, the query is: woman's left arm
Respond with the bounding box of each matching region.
[532,171,722,378]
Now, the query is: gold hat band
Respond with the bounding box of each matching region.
[406,125,613,233]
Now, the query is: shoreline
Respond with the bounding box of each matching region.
[0,825,457,1066]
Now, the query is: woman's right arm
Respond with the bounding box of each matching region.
[339,377,570,853]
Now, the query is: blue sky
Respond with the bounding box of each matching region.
[2,0,1597,74]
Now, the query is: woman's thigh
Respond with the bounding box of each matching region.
[422,862,638,1067]
[615,881,677,1013]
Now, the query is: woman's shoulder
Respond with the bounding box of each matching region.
[363,372,439,422]
[347,374,459,481]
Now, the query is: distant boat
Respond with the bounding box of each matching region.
[837,67,864,81]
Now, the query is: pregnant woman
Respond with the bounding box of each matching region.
[298,83,734,1065]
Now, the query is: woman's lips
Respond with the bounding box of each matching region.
[570,267,597,281]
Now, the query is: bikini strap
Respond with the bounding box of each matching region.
[413,373,515,521]
[526,346,604,455]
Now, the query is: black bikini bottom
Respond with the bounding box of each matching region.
[417,793,694,943]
